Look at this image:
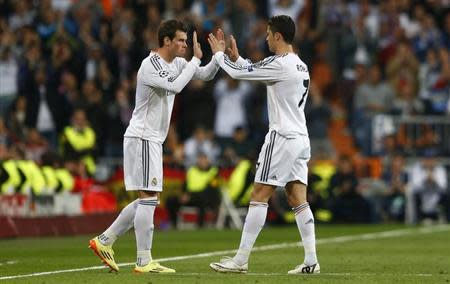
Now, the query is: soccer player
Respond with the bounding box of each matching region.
[88,20,221,273]
[208,15,320,274]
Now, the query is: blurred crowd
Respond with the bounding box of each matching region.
[0,0,449,224]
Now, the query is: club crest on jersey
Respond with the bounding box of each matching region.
[151,178,158,186]
[158,70,169,78]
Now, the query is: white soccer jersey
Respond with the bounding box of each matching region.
[214,51,310,138]
[124,52,219,143]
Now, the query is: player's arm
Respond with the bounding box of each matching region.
[141,58,200,94]
[209,33,282,81]
[193,57,220,81]
[141,31,203,94]
[192,29,226,81]
[214,51,282,81]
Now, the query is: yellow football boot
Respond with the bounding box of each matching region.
[134,261,175,273]
[88,237,119,272]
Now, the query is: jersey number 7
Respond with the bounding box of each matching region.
[298,79,310,108]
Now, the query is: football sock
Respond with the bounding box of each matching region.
[293,202,318,265]
[99,199,139,246]
[134,197,157,266]
[233,201,268,265]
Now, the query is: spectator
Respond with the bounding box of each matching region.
[184,125,220,168]
[268,0,305,21]
[329,155,371,223]
[24,64,68,147]
[409,157,448,223]
[23,128,48,163]
[0,118,12,146]
[221,126,255,167]
[381,154,408,222]
[0,46,18,118]
[353,63,394,155]
[105,87,132,157]
[8,0,34,31]
[386,41,419,97]
[79,80,108,155]
[7,96,28,143]
[60,109,96,176]
[166,152,221,228]
[213,76,252,143]
[305,81,333,157]
[391,81,424,116]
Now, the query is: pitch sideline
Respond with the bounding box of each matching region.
[0,225,449,280]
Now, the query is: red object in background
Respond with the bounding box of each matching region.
[82,185,117,214]
[72,176,95,193]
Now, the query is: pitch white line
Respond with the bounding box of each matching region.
[0,225,448,281]
[0,261,18,266]
[158,272,433,277]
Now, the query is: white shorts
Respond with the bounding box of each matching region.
[123,137,163,191]
[255,131,310,187]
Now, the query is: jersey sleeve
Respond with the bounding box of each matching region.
[213,51,283,82]
[193,57,220,81]
[235,56,250,66]
[141,57,201,94]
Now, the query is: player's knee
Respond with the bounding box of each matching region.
[285,184,307,207]
[250,185,273,203]
[138,190,158,199]
[286,193,306,208]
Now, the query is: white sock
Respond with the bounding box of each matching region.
[293,202,318,265]
[134,197,157,267]
[99,199,139,245]
[233,201,268,265]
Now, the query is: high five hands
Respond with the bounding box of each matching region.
[208,29,240,62]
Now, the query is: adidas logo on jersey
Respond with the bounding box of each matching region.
[270,175,277,180]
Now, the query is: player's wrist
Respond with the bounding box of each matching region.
[191,57,201,66]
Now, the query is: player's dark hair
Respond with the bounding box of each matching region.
[158,20,187,47]
[268,15,296,44]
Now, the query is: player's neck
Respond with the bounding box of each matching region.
[274,43,293,55]
[155,48,175,63]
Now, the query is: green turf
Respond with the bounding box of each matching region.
[0,224,449,283]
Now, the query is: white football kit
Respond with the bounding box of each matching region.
[214,51,311,186]
[124,52,219,191]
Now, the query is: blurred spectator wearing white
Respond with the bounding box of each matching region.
[8,0,34,31]
[268,0,305,21]
[0,46,18,118]
[409,157,448,223]
[184,125,220,168]
[213,76,252,141]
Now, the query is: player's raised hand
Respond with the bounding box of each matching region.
[208,32,225,54]
[226,35,240,62]
[193,31,203,60]
[216,28,225,43]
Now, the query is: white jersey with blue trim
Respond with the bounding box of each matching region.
[214,51,310,138]
[125,51,219,143]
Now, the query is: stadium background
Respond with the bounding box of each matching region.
[0,0,450,282]
[0,0,449,240]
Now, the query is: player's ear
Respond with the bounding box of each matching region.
[163,36,171,46]
[275,32,282,41]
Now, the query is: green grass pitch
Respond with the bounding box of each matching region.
[1,224,449,283]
